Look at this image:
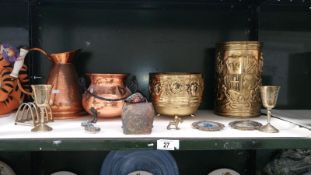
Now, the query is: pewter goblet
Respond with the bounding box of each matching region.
[259,86,280,133]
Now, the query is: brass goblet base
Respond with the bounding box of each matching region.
[31,124,53,132]
[259,123,279,133]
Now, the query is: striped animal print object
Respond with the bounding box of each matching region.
[0,44,29,115]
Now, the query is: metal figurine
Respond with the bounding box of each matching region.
[167,116,183,130]
[30,85,53,132]
[150,72,204,118]
[259,86,280,133]
[215,41,263,118]
[81,107,100,133]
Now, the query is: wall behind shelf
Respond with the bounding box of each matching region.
[3,2,310,109]
[0,3,28,47]
[33,5,250,109]
[259,10,311,109]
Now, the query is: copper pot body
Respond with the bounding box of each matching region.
[215,41,263,118]
[29,48,84,119]
[82,73,131,118]
[149,73,204,117]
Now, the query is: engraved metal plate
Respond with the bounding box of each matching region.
[229,120,262,131]
[192,121,225,131]
[128,171,153,175]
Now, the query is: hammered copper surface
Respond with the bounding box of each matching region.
[29,48,84,119]
[82,73,131,118]
[149,73,204,117]
[215,41,263,118]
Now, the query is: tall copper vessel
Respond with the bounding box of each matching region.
[82,73,131,118]
[149,72,204,117]
[215,41,263,118]
[29,48,84,119]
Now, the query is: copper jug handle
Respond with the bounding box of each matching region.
[28,48,51,60]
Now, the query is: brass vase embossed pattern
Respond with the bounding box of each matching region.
[82,73,131,118]
[29,48,84,119]
[215,41,263,118]
[149,72,204,117]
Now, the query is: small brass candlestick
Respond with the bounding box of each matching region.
[31,85,53,132]
[259,86,280,133]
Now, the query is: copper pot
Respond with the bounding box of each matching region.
[149,72,204,117]
[82,73,131,118]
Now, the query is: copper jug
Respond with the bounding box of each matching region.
[82,73,131,118]
[29,48,84,119]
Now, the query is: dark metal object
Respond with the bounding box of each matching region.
[121,102,154,135]
[81,107,100,133]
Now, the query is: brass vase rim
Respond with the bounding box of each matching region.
[219,41,262,45]
[150,72,202,76]
[261,85,280,88]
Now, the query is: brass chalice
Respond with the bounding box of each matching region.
[259,86,280,133]
[31,85,53,132]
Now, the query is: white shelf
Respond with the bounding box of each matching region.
[0,110,310,140]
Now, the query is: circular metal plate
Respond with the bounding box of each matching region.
[229,120,262,131]
[192,121,225,131]
[50,171,77,175]
[208,168,240,175]
[100,150,179,175]
[0,160,16,175]
[128,171,153,175]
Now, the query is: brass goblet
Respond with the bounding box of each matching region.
[31,84,53,132]
[259,86,280,133]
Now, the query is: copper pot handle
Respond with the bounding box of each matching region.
[28,47,51,60]
[85,89,130,102]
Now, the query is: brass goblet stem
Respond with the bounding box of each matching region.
[259,86,280,133]
[31,107,52,132]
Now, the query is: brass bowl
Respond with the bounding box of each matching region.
[149,72,204,117]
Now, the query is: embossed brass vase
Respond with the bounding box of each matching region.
[215,41,263,118]
[29,48,84,119]
[149,72,204,117]
[82,73,131,118]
